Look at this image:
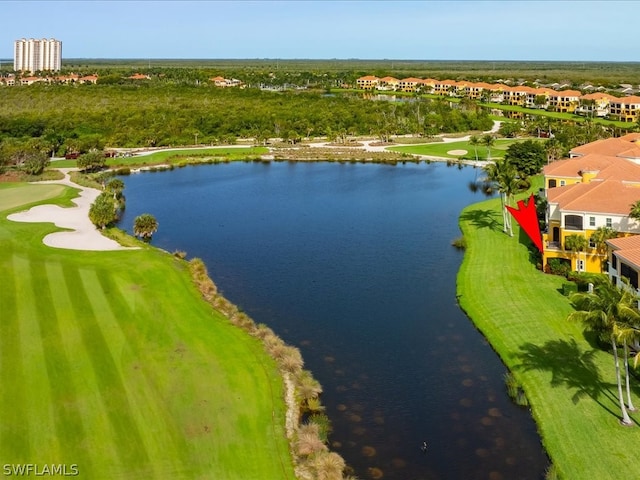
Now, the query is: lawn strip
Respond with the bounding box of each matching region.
[458,194,640,479]
[63,264,151,472]
[47,261,120,474]
[88,267,191,476]
[0,255,29,461]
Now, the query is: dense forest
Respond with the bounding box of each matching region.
[0,83,492,157]
[2,59,640,170]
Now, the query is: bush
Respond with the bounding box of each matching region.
[451,236,466,249]
[546,258,571,277]
[562,282,578,296]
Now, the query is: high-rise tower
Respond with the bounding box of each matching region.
[14,38,62,73]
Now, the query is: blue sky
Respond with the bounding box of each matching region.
[1,1,636,61]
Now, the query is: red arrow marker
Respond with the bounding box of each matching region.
[506,194,543,253]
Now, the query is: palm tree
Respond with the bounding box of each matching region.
[484,158,518,236]
[133,213,159,241]
[105,178,125,200]
[564,234,588,272]
[469,135,480,162]
[590,226,618,272]
[481,133,495,161]
[630,200,640,224]
[569,280,640,426]
[615,320,640,413]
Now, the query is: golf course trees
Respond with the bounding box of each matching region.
[481,134,495,161]
[569,280,640,426]
[133,213,159,241]
[484,158,518,236]
[77,150,107,172]
[504,139,547,178]
[89,192,118,229]
[469,135,480,161]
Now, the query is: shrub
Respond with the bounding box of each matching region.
[562,282,578,296]
[451,236,466,249]
[546,258,571,277]
[504,372,529,407]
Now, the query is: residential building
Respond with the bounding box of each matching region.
[607,236,640,289]
[576,92,619,118]
[397,77,422,92]
[548,90,582,113]
[609,96,640,122]
[356,75,378,90]
[14,38,62,73]
[377,76,399,91]
[542,133,640,273]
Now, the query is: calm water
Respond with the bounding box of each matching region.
[119,161,548,480]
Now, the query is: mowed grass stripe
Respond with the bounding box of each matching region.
[46,261,119,472]
[62,265,151,474]
[93,269,193,473]
[16,257,57,459]
[27,259,90,465]
[0,255,29,461]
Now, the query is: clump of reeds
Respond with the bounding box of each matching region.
[504,372,529,407]
[451,236,466,249]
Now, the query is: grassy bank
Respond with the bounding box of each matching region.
[457,189,640,479]
[0,183,294,479]
[388,138,523,160]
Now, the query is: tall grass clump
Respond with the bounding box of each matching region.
[504,372,529,407]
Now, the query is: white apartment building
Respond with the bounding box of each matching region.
[14,38,62,73]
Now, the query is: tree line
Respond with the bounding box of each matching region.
[0,83,492,166]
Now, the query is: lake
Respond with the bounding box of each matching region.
[119,161,548,480]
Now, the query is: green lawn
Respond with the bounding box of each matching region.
[0,183,294,479]
[458,186,640,479]
[388,138,528,160]
[52,146,268,168]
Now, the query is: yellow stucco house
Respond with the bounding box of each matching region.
[542,133,640,273]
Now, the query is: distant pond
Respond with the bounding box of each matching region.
[119,161,548,480]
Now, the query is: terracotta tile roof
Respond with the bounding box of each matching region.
[581,92,619,101]
[571,137,640,158]
[620,133,640,142]
[357,76,379,81]
[545,154,640,182]
[547,180,640,215]
[379,76,398,82]
[607,236,640,269]
[611,95,640,105]
[400,77,422,83]
[549,89,582,98]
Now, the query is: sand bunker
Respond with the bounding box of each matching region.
[447,149,468,156]
[7,169,134,251]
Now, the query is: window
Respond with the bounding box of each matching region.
[589,237,596,249]
[589,217,596,227]
[606,218,612,228]
[621,263,639,289]
[612,254,618,270]
[565,215,584,230]
[548,179,557,188]
[578,260,585,272]
[560,180,566,186]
